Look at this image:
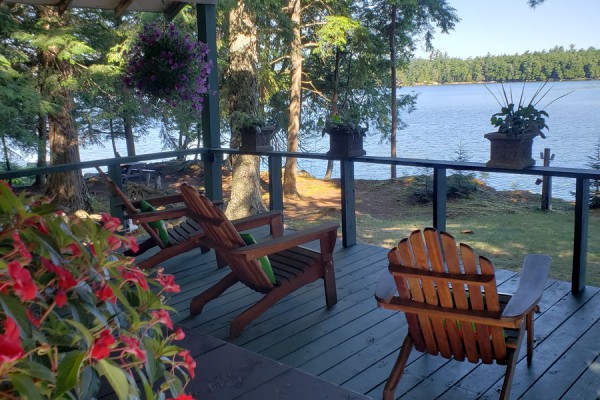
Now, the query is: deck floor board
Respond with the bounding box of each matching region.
[153,232,599,400]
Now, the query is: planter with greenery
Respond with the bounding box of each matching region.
[124,22,211,113]
[231,112,275,152]
[484,81,569,169]
[323,116,367,157]
[0,182,194,399]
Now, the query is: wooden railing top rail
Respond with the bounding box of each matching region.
[2,147,600,181]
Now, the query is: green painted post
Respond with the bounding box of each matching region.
[572,177,589,294]
[268,155,283,211]
[107,164,124,222]
[433,167,447,232]
[341,160,356,247]
[197,4,222,202]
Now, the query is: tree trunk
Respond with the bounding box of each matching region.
[283,0,301,197]
[389,5,398,179]
[225,0,267,219]
[34,114,48,187]
[124,115,135,156]
[40,6,90,212]
[324,48,342,181]
[110,119,120,157]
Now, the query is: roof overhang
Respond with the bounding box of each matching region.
[0,0,217,19]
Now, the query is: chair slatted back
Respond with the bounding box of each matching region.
[95,167,166,249]
[180,184,273,292]
[390,228,506,364]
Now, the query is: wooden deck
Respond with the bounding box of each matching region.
[146,231,600,400]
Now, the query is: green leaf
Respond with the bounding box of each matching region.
[18,360,55,383]
[9,373,43,400]
[77,366,101,400]
[0,294,33,337]
[55,351,85,398]
[96,359,130,400]
[64,319,94,344]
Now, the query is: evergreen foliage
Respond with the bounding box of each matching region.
[401,47,600,84]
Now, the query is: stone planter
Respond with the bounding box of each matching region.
[240,126,275,152]
[485,132,536,169]
[326,127,366,157]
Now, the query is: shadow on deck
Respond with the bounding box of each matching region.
[143,230,600,400]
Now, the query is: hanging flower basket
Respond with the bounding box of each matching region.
[124,23,211,112]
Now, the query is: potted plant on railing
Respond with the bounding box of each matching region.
[0,182,194,399]
[484,81,570,169]
[231,111,276,152]
[322,115,367,157]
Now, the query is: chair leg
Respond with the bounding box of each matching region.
[230,284,296,337]
[500,349,520,400]
[215,251,228,268]
[383,334,414,400]
[190,273,238,317]
[526,311,534,366]
[323,260,337,308]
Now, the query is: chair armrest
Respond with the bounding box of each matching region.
[375,270,397,304]
[131,194,185,208]
[230,210,284,232]
[501,254,551,319]
[230,222,339,259]
[128,207,188,223]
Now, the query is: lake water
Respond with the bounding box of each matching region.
[81,80,600,200]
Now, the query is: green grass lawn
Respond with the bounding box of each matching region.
[287,181,600,288]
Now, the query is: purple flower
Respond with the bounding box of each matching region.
[124,22,211,113]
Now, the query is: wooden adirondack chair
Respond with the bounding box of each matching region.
[375,228,550,400]
[96,167,283,270]
[179,183,339,337]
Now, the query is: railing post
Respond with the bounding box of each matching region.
[572,177,590,294]
[541,148,553,211]
[197,4,222,202]
[268,155,283,211]
[107,164,124,222]
[433,167,447,232]
[340,159,356,247]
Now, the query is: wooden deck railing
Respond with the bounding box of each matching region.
[2,147,599,295]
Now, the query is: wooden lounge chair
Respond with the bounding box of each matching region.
[375,228,550,400]
[179,183,339,337]
[96,167,283,270]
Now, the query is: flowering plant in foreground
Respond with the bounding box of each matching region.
[124,22,211,112]
[0,182,194,399]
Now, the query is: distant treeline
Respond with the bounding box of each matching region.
[401,46,600,85]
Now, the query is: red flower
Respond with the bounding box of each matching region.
[66,243,82,257]
[56,269,78,291]
[122,236,139,254]
[55,289,67,307]
[107,234,121,251]
[0,317,25,364]
[97,284,116,303]
[158,272,180,293]
[119,267,149,291]
[120,335,146,363]
[101,213,121,232]
[178,350,196,379]
[12,232,32,262]
[151,309,173,330]
[168,395,194,400]
[173,327,185,341]
[8,261,37,302]
[26,309,41,328]
[91,329,115,360]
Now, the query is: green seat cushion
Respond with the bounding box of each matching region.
[240,233,276,284]
[139,200,170,245]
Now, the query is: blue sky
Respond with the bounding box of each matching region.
[414,0,600,59]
